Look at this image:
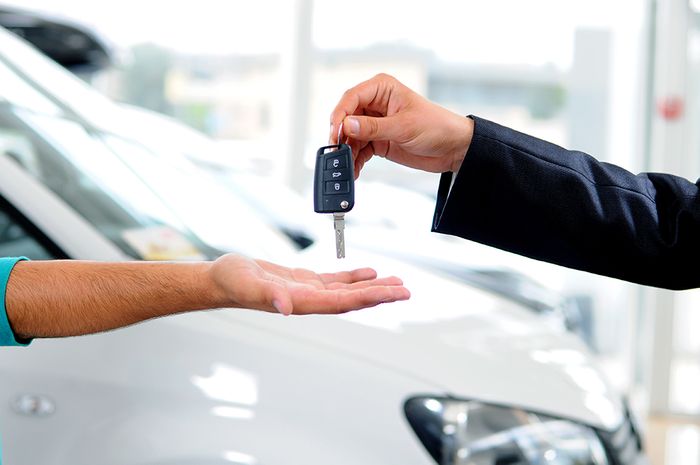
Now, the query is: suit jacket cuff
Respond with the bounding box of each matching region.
[432,115,489,236]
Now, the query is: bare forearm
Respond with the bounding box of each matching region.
[6,260,226,339]
[2,255,410,341]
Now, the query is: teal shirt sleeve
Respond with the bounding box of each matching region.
[0,257,30,347]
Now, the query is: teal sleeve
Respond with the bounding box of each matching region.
[0,257,30,347]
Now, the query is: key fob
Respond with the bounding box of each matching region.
[314,143,355,214]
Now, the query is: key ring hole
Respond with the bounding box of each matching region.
[321,144,342,154]
[337,122,344,146]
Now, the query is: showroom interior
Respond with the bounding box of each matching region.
[0,0,699,464]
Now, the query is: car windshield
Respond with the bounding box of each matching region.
[98,132,297,259]
[0,27,297,261]
[0,106,221,260]
[0,25,118,127]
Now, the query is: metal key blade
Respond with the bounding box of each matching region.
[333,213,345,258]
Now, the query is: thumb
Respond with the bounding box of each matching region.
[344,115,404,142]
[267,282,293,316]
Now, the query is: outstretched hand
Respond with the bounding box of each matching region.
[209,254,410,316]
[330,73,474,178]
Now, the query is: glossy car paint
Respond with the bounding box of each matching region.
[0,153,625,464]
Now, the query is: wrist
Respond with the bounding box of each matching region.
[202,260,233,309]
[448,114,473,173]
[445,112,474,173]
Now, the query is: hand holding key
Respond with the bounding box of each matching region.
[314,123,355,258]
[329,73,474,178]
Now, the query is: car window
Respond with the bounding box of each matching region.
[0,201,56,260]
[0,55,61,116]
[101,134,298,259]
[0,108,221,261]
[0,27,114,125]
[0,27,296,260]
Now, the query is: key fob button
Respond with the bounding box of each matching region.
[325,181,350,194]
[323,168,350,181]
[326,156,347,170]
[314,143,354,213]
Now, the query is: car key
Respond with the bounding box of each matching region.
[314,123,354,258]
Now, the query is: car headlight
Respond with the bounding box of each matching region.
[404,396,610,465]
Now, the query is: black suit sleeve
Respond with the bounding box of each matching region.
[432,116,700,290]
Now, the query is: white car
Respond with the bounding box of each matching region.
[0,27,645,465]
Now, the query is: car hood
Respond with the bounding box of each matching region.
[215,245,624,431]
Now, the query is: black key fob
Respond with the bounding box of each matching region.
[314,143,355,214]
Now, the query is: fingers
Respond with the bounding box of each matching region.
[292,285,411,315]
[330,75,388,132]
[343,114,404,143]
[329,74,413,179]
[354,144,376,178]
[339,285,411,312]
[330,73,400,143]
[325,276,403,290]
[319,267,377,285]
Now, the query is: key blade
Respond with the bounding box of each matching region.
[333,213,345,259]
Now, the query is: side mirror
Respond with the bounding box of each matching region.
[0,7,113,74]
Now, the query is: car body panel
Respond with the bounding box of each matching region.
[0,175,625,430]
[0,312,438,465]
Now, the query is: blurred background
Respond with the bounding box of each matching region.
[1,0,700,463]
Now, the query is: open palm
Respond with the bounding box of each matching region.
[210,254,410,316]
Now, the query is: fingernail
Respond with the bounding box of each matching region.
[346,117,360,135]
[272,299,284,314]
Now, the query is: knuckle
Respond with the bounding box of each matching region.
[374,72,393,82]
[329,109,343,123]
[367,118,379,136]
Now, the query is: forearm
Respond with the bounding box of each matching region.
[434,116,700,290]
[6,260,227,339]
